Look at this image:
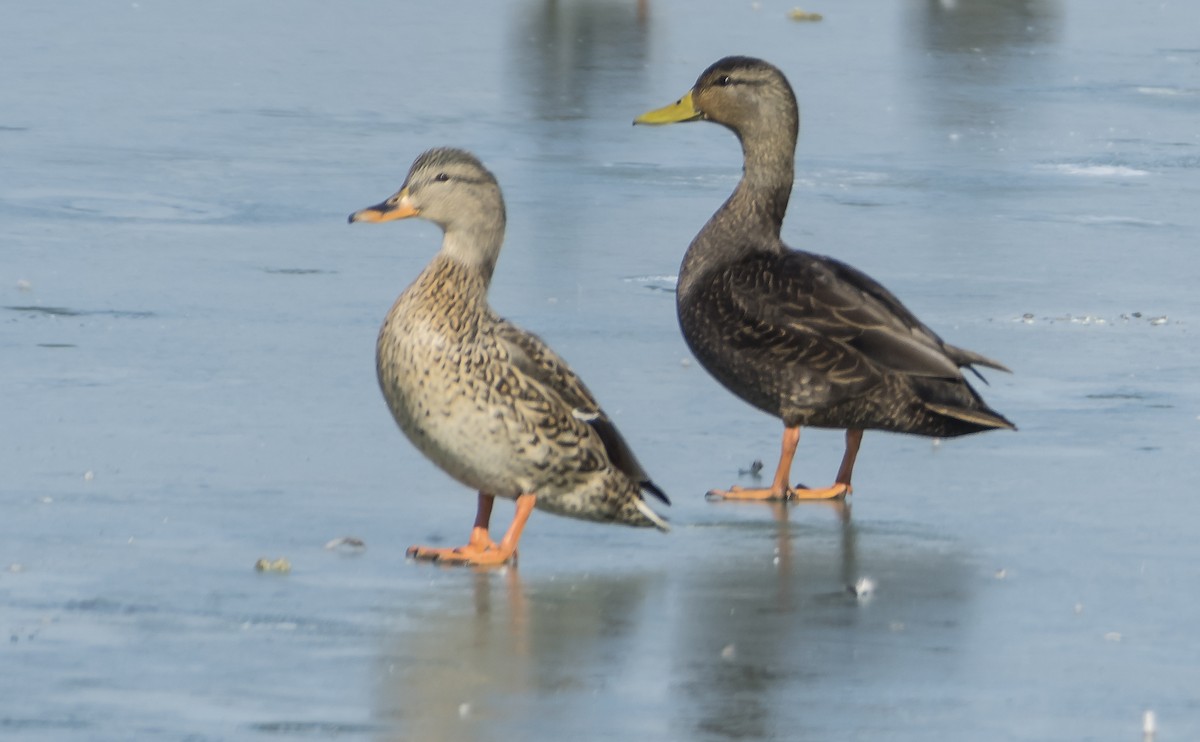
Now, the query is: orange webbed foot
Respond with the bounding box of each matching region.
[706,485,791,502]
[406,525,512,566]
[407,493,533,568]
[788,483,852,501]
[406,543,517,567]
[706,483,852,502]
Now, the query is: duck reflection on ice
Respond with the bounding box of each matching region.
[375,503,973,740]
[375,567,663,741]
[905,0,1063,133]
[708,499,859,611]
[507,0,651,124]
[669,501,854,738]
[911,0,1061,55]
[671,502,974,740]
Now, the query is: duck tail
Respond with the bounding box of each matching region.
[641,478,671,506]
[923,401,1017,432]
[587,416,670,507]
[944,343,1012,376]
[633,498,671,532]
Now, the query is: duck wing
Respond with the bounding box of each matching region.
[493,320,669,505]
[716,250,1000,384]
[814,254,1011,375]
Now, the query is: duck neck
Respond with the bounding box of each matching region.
[736,102,799,226]
[728,133,794,238]
[438,223,503,288]
[680,122,797,290]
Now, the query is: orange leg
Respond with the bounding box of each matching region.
[407,492,498,561]
[708,426,799,501]
[407,492,536,567]
[789,427,861,500]
[834,429,863,487]
[708,426,861,502]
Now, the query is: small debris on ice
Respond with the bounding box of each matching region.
[255,557,291,573]
[83,470,94,482]
[720,643,737,661]
[1104,631,1122,642]
[324,536,366,552]
[738,459,764,478]
[788,8,823,21]
[1016,311,1175,327]
[848,577,875,600]
[1143,709,1156,739]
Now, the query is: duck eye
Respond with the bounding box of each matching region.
[434,172,450,182]
[717,75,732,87]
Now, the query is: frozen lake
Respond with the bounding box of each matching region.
[3,0,1199,739]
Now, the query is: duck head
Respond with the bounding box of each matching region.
[350,148,507,277]
[634,56,799,145]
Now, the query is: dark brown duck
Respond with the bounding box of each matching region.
[636,56,1014,501]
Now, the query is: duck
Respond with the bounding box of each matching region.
[349,148,668,565]
[634,56,1014,501]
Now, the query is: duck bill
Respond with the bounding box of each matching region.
[348,188,420,223]
[634,90,702,125]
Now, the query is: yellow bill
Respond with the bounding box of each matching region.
[634,90,702,125]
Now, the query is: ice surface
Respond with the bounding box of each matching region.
[3,0,1199,739]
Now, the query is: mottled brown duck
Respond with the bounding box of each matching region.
[635,57,1013,501]
[349,148,668,565]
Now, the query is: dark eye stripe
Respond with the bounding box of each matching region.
[430,174,489,186]
[713,75,767,88]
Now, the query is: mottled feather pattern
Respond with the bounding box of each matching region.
[495,322,668,504]
[680,249,1011,436]
[377,255,666,528]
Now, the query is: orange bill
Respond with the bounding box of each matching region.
[348,188,419,223]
